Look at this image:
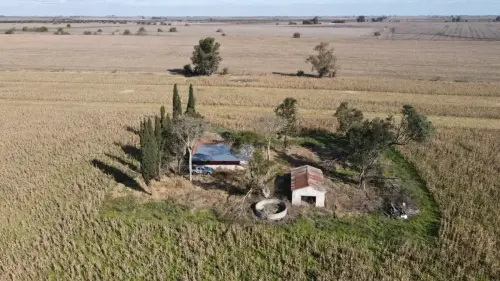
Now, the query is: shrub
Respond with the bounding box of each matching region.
[66,24,71,28]
[137,27,147,35]
[297,70,305,77]
[221,33,226,37]
[22,26,28,32]
[5,28,15,34]
[157,28,163,32]
[83,31,92,35]
[185,23,190,26]
[332,20,346,24]
[216,28,223,33]
[222,67,229,75]
[357,15,366,22]
[123,29,131,35]
[57,27,64,32]
[35,26,48,32]
[169,27,177,32]
[190,37,222,76]
[373,31,381,36]
[97,29,103,33]
[293,32,301,38]
[183,64,193,76]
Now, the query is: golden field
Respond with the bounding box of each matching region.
[1,21,500,81]
[0,20,500,279]
[0,68,499,280]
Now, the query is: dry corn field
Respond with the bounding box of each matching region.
[0,68,499,280]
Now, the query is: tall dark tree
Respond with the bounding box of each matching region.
[160,106,166,127]
[357,16,366,22]
[185,84,196,116]
[154,116,163,175]
[172,84,182,119]
[140,118,159,186]
[190,37,222,76]
[275,98,298,149]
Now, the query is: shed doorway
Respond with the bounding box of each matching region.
[301,196,317,205]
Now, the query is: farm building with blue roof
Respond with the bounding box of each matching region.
[192,141,249,170]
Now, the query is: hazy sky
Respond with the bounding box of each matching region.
[1,0,498,16]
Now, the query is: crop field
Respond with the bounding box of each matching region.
[1,22,500,82]
[377,22,500,41]
[1,17,500,279]
[0,66,499,279]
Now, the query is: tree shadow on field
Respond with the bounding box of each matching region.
[105,153,139,172]
[168,68,191,77]
[272,71,317,78]
[114,142,141,162]
[91,159,149,194]
[125,125,140,136]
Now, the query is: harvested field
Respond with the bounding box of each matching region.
[374,22,500,41]
[1,22,500,81]
[0,18,499,279]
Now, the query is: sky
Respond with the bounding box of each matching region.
[0,0,498,16]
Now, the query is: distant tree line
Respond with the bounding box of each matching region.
[303,16,320,25]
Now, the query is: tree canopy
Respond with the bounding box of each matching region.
[190,37,222,76]
[340,104,434,189]
[334,102,364,134]
[275,98,298,148]
[306,42,338,78]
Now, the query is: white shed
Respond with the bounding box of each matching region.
[291,165,327,207]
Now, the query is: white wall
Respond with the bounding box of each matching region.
[206,164,246,171]
[291,186,326,207]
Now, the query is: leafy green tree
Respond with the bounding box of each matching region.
[185,84,197,116]
[140,118,159,186]
[334,102,364,134]
[275,98,298,149]
[392,105,434,145]
[306,42,338,78]
[347,117,395,190]
[190,37,222,76]
[346,104,434,189]
[172,84,182,119]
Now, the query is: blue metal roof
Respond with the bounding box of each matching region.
[193,143,247,162]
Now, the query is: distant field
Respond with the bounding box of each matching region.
[374,22,500,41]
[1,22,500,81]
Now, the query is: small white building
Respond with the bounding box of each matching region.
[291,165,327,207]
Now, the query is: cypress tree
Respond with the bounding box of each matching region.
[161,113,173,168]
[185,84,196,116]
[160,106,166,128]
[154,116,163,174]
[141,118,159,186]
[172,84,182,119]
